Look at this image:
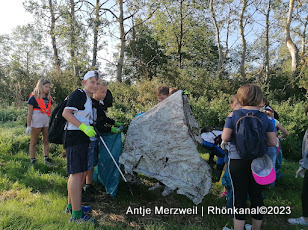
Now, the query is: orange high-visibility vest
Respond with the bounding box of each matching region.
[30,95,52,117]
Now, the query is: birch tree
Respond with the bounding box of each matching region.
[239,0,247,81]
[285,0,299,75]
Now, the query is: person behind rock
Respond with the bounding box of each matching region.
[156,86,169,102]
[62,71,98,223]
[26,78,53,166]
[169,87,178,95]
[83,80,123,198]
[221,84,277,230]
[288,105,308,227]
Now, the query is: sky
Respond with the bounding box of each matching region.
[0,0,34,35]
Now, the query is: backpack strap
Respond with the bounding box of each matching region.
[234,110,263,127]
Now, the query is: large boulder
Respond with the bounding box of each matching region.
[119,90,212,204]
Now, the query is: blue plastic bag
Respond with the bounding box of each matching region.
[93,133,122,198]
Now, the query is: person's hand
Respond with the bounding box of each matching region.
[79,123,96,137]
[111,126,124,134]
[295,166,306,178]
[114,121,123,127]
[220,140,227,150]
[25,126,31,135]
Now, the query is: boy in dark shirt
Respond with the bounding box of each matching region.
[83,81,123,194]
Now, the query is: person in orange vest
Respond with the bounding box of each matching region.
[26,78,53,166]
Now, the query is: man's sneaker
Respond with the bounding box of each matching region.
[288,217,308,226]
[69,213,96,223]
[148,183,162,191]
[65,206,92,214]
[30,158,37,164]
[161,186,174,197]
[44,157,54,167]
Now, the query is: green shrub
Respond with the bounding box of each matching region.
[272,100,308,161]
[0,106,26,122]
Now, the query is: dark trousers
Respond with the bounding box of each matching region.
[303,170,308,217]
[229,159,264,220]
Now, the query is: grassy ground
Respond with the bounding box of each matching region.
[0,121,307,230]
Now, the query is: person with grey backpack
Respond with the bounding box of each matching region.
[221,84,277,230]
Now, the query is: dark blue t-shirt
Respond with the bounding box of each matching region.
[27,96,53,109]
[224,109,275,159]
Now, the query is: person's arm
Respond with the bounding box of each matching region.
[266,132,277,147]
[62,109,82,128]
[27,104,33,127]
[222,127,233,142]
[277,123,289,139]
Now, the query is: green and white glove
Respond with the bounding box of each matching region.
[295,166,306,178]
[79,123,96,138]
[111,126,124,134]
[114,121,123,127]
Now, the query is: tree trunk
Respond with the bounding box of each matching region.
[178,0,183,68]
[49,0,61,71]
[264,0,271,81]
[116,0,124,82]
[92,0,100,67]
[239,0,247,82]
[210,0,224,77]
[301,17,307,57]
[69,0,78,77]
[285,0,298,76]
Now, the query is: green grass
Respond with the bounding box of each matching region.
[0,121,307,229]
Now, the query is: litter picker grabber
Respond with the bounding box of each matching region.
[96,132,134,196]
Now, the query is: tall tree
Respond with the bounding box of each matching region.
[24,0,61,70]
[285,0,299,75]
[264,0,272,81]
[91,0,100,67]
[125,23,168,80]
[0,25,50,106]
[209,0,234,77]
[239,0,247,81]
[149,0,217,71]
[101,0,157,82]
[49,0,61,70]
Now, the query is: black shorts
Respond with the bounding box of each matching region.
[66,143,89,175]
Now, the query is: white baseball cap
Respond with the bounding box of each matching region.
[83,71,99,81]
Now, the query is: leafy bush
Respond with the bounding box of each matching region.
[0,106,26,122]
[272,100,308,161]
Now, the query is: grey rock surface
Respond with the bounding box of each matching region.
[119,90,212,204]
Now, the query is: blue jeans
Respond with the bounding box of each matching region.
[267,146,278,187]
[267,146,278,170]
[88,140,99,171]
[276,145,283,177]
